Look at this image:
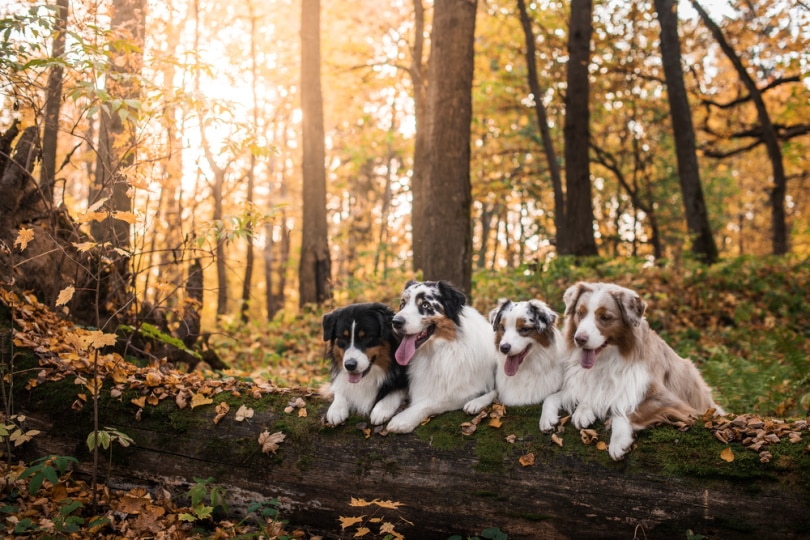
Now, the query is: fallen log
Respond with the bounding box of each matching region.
[11,357,810,540]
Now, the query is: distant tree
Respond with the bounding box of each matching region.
[560,0,598,256]
[39,0,69,205]
[413,0,478,294]
[299,0,331,306]
[515,0,564,244]
[409,0,429,277]
[654,0,718,264]
[89,0,146,250]
[689,0,789,255]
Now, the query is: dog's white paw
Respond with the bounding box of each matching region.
[572,407,596,430]
[608,415,634,461]
[464,390,496,415]
[539,414,559,433]
[370,402,396,425]
[325,404,349,426]
[386,410,421,433]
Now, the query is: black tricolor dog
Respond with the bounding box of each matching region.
[322,302,408,425]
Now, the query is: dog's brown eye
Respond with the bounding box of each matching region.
[518,327,531,336]
[498,324,505,332]
[600,314,613,323]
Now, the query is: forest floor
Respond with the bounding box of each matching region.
[1,255,809,538]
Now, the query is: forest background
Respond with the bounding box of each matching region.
[1,0,809,408]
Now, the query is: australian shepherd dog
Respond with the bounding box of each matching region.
[539,282,724,460]
[385,280,498,433]
[488,299,565,406]
[322,303,408,426]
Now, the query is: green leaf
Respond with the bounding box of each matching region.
[178,513,197,522]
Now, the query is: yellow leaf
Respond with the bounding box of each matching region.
[488,417,502,428]
[373,499,404,509]
[147,394,160,406]
[338,516,365,529]
[551,433,564,447]
[190,393,214,409]
[354,527,371,537]
[720,447,735,462]
[55,286,75,307]
[349,498,374,507]
[72,241,97,252]
[519,452,535,467]
[80,330,118,350]
[112,211,138,224]
[596,441,608,451]
[145,372,162,387]
[131,396,146,408]
[298,407,308,418]
[87,197,108,213]
[76,211,108,224]
[14,227,35,251]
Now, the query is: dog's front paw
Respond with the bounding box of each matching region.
[370,402,397,426]
[572,407,596,430]
[608,435,633,461]
[464,390,496,415]
[386,410,421,433]
[539,414,559,433]
[325,404,349,426]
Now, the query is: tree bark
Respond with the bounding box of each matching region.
[654,0,718,264]
[409,0,429,278]
[39,0,70,205]
[13,369,810,540]
[416,0,478,295]
[516,0,565,244]
[299,0,331,307]
[561,0,598,257]
[688,0,788,256]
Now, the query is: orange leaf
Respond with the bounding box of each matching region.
[190,393,213,409]
[131,396,146,408]
[339,516,365,529]
[720,447,735,462]
[14,227,35,251]
[488,417,502,428]
[519,453,535,467]
[112,211,138,224]
[354,527,371,537]
[55,286,75,307]
[596,441,607,451]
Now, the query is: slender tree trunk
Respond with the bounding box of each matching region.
[299,0,331,306]
[516,0,564,243]
[89,0,146,250]
[409,0,429,276]
[374,119,396,277]
[241,4,259,323]
[40,0,69,205]
[561,0,598,257]
[654,0,718,264]
[416,0,478,294]
[213,171,228,316]
[689,0,788,255]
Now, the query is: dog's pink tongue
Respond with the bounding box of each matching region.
[348,372,363,383]
[505,356,521,376]
[395,335,417,366]
[581,349,596,369]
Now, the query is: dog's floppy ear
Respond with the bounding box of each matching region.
[610,286,647,327]
[322,309,339,341]
[528,299,557,332]
[438,280,467,325]
[563,282,591,317]
[371,303,394,340]
[489,298,512,331]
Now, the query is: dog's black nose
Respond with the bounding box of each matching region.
[392,316,404,329]
[499,343,511,354]
[574,334,588,347]
[344,358,358,371]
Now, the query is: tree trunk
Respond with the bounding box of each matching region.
[561,0,598,257]
[654,0,718,264]
[409,0,429,278]
[299,0,331,307]
[89,0,146,250]
[241,5,260,323]
[39,0,70,206]
[688,0,788,256]
[516,0,565,244]
[416,0,478,295]
[12,364,810,540]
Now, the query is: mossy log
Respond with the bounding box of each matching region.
[13,366,810,540]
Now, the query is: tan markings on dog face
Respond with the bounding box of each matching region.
[431,315,458,342]
[366,343,393,372]
[518,319,552,348]
[331,343,346,363]
[358,330,366,339]
[593,303,636,357]
[494,324,505,349]
[342,330,350,338]
[565,294,592,346]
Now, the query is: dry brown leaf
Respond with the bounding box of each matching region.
[519,453,535,467]
[258,430,285,454]
[505,434,517,444]
[235,405,254,422]
[14,227,35,251]
[551,433,564,447]
[596,441,608,451]
[488,417,502,428]
[213,402,230,424]
[339,516,365,529]
[190,393,213,409]
[720,447,735,462]
[131,396,146,408]
[354,527,371,537]
[55,286,75,307]
[580,429,599,445]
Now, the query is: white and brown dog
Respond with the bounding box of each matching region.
[539,282,724,460]
[386,280,498,433]
[488,299,565,406]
